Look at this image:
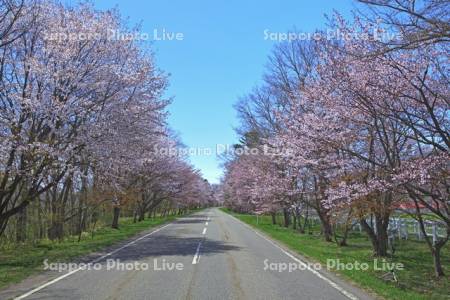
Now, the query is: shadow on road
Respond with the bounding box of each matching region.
[174,219,207,224]
[173,214,213,224]
[183,214,210,219]
[109,235,240,262]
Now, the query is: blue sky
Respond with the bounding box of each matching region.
[91,0,356,183]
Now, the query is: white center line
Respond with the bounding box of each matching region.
[202,227,207,235]
[205,221,208,226]
[192,241,202,264]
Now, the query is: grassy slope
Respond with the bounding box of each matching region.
[221,208,449,300]
[0,215,180,290]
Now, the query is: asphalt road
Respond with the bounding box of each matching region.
[10,208,374,300]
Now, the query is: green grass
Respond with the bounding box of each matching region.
[221,208,450,300]
[0,214,185,290]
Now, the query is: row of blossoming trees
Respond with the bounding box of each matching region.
[0,0,213,244]
[222,0,449,277]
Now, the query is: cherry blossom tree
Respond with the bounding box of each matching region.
[0,1,210,240]
[271,13,448,271]
[357,0,450,51]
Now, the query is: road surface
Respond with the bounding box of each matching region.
[9,208,374,300]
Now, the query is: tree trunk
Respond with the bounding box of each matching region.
[432,247,445,277]
[90,211,99,239]
[292,214,297,230]
[323,220,333,242]
[301,206,309,234]
[317,211,333,242]
[111,206,120,229]
[16,206,27,242]
[133,209,138,223]
[416,215,446,277]
[38,199,45,239]
[340,226,350,246]
[333,225,350,247]
[283,207,290,228]
[48,189,64,241]
[138,209,145,222]
[360,215,389,257]
[0,218,8,238]
[411,195,447,277]
[375,228,388,256]
[271,212,276,225]
[76,201,86,235]
[48,221,64,241]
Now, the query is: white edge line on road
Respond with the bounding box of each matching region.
[225,213,359,300]
[192,241,202,264]
[202,227,207,235]
[14,223,172,300]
